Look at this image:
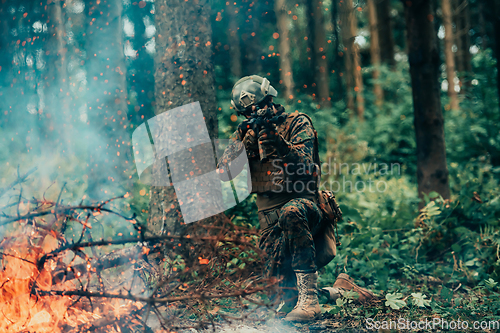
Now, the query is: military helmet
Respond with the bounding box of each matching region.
[231,75,278,114]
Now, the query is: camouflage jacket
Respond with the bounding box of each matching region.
[218,105,318,210]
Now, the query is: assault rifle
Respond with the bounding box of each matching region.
[238,102,287,162]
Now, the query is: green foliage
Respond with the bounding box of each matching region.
[411,292,431,308]
[385,292,406,310]
[298,48,500,322]
[218,49,500,302]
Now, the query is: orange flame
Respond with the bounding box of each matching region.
[0,236,83,332]
[0,228,141,332]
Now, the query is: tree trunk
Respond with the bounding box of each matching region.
[306,0,330,106]
[306,0,316,85]
[338,0,355,113]
[126,0,154,127]
[442,0,460,110]
[312,0,331,107]
[52,0,68,97]
[461,0,472,86]
[85,0,131,200]
[274,0,295,102]
[52,0,70,136]
[454,0,472,92]
[404,0,450,202]
[338,0,363,118]
[377,0,396,68]
[367,0,383,106]
[330,0,344,102]
[477,1,488,50]
[242,3,262,75]
[148,0,219,236]
[0,3,13,128]
[349,2,364,119]
[227,3,242,79]
[353,37,365,119]
[39,0,68,145]
[453,0,463,73]
[493,0,500,105]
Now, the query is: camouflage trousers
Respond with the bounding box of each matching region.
[258,198,323,276]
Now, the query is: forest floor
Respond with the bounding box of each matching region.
[191,311,382,333]
[145,304,376,332]
[159,285,500,333]
[215,315,374,333]
[101,253,498,333]
[144,301,387,333]
[171,316,373,333]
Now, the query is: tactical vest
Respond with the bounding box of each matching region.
[249,111,320,194]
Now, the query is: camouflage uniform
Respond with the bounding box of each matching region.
[218,105,323,277]
[259,198,323,275]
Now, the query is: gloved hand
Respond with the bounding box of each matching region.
[258,126,290,158]
[242,129,258,154]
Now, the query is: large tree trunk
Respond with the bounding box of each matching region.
[377,0,396,68]
[228,3,242,79]
[367,0,383,107]
[404,0,450,202]
[148,0,219,236]
[85,0,131,200]
[274,0,295,103]
[442,0,460,111]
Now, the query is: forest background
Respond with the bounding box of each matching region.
[0,0,500,331]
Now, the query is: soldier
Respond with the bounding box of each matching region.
[218,75,374,322]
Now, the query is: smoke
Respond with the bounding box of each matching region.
[0,0,136,241]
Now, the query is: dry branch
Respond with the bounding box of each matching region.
[52,245,161,283]
[36,281,278,304]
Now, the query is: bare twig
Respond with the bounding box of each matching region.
[0,166,37,198]
[0,251,36,265]
[0,199,136,226]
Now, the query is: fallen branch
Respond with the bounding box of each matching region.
[0,201,136,226]
[36,279,279,304]
[39,232,261,269]
[52,245,162,283]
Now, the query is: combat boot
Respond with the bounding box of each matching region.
[284,271,321,322]
[321,273,375,303]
